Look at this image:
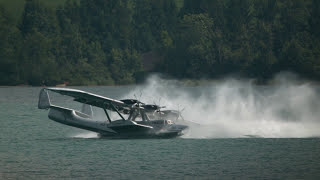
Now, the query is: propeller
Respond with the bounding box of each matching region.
[131,91,144,109]
[177,104,185,119]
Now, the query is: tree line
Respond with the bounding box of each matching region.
[0,0,319,86]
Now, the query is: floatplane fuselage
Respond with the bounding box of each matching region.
[38,88,188,138]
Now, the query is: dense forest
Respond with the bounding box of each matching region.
[0,0,319,85]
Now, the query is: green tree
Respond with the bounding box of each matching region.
[20,30,60,85]
[109,48,142,84]
[20,0,59,37]
[0,5,22,85]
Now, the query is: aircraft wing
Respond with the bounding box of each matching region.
[45,87,131,113]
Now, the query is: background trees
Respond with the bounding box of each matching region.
[0,0,319,85]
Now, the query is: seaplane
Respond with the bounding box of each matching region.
[38,88,188,138]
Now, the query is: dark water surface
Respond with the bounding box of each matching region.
[1,86,320,179]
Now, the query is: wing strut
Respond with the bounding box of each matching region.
[110,103,126,121]
[103,105,112,123]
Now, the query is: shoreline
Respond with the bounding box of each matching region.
[1,78,320,88]
[0,84,137,88]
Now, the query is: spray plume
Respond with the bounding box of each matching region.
[122,73,320,138]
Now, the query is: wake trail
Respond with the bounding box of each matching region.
[71,132,99,139]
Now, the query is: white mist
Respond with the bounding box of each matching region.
[123,73,320,138]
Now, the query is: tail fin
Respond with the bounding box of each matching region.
[81,104,93,117]
[38,88,51,109]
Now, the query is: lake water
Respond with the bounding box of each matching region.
[1,77,320,179]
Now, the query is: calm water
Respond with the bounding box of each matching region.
[1,86,320,179]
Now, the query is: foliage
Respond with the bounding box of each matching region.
[0,0,320,85]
